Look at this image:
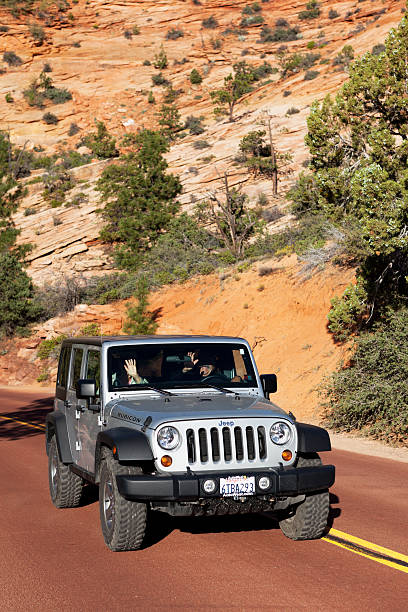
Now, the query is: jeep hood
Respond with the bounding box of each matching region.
[107,394,291,430]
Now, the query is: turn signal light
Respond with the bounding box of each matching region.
[161,455,172,467]
[282,449,292,462]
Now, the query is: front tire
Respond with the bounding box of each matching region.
[99,449,147,551]
[48,436,84,508]
[279,453,329,541]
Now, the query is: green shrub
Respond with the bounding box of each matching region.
[37,334,66,360]
[153,45,168,69]
[332,44,354,69]
[327,283,368,341]
[241,15,264,26]
[257,25,299,43]
[3,51,22,66]
[132,25,140,35]
[166,27,184,39]
[42,63,52,73]
[148,90,155,104]
[328,8,339,19]
[190,68,202,84]
[68,122,80,136]
[29,23,46,45]
[304,70,319,80]
[36,370,49,382]
[42,112,58,124]
[5,93,13,103]
[184,115,205,135]
[298,1,320,20]
[143,59,151,66]
[193,140,210,149]
[286,106,300,115]
[202,16,218,29]
[321,308,408,444]
[80,322,101,336]
[44,86,72,104]
[151,72,169,86]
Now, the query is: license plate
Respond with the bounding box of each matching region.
[220,476,255,497]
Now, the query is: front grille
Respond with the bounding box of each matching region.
[186,425,268,465]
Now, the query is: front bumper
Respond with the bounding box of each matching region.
[116,464,335,502]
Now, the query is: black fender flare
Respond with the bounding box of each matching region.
[45,411,73,464]
[295,422,331,453]
[96,427,154,476]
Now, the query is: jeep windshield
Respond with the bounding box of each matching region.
[107,343,257,392]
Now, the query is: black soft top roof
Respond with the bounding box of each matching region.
[61,335,246,348]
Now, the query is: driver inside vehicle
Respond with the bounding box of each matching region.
[198,355,230,386]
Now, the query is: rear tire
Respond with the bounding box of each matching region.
[279,453,329,541]
[99,449,147,551]
[48,436,84,508]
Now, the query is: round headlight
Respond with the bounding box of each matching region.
[269,422,292,445]
[157,426,180,450]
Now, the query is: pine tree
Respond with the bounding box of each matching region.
[98,129,182,270]
[122,279,158,335]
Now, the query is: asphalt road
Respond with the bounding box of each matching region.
[0,389,407,611]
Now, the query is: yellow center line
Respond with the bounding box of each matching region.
[0,414,45,431]
[323,527,408,574]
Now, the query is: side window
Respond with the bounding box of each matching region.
[57,347,71,388]
[70,348,84,389]
[86,350,101,397]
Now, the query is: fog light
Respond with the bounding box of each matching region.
[258,476,271,490]
[203,479,216,494]
[282,449,292,462]
[161,455,172,467]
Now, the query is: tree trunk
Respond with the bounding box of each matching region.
[267,117,278,195]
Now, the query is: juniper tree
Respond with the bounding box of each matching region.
[0,132,41,335]
[289,13,408,334]
[210,62,254,122]
[98,129,181,270]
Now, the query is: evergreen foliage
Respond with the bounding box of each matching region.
[0,131,41,335]
[122,279,158,335]
[98,129,182,270]
[210,61,254,121]
[321,308,408,444]
[190,68,203,85]
[290,14,408,336]
[83,121,118,159]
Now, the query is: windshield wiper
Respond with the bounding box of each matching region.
[201,384,239,396]
[113,385,175,396]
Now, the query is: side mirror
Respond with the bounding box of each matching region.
[76,378,96,399]
[260,374,277,398]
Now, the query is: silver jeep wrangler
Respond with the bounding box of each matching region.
[46,335,335,551]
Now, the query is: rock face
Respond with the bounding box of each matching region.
[1,0,404,283]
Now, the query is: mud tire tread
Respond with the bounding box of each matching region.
[279,452,330,541]
[48,436,84,508]
[99,449,147,552]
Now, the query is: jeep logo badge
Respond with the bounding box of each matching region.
[218,420,235,427]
